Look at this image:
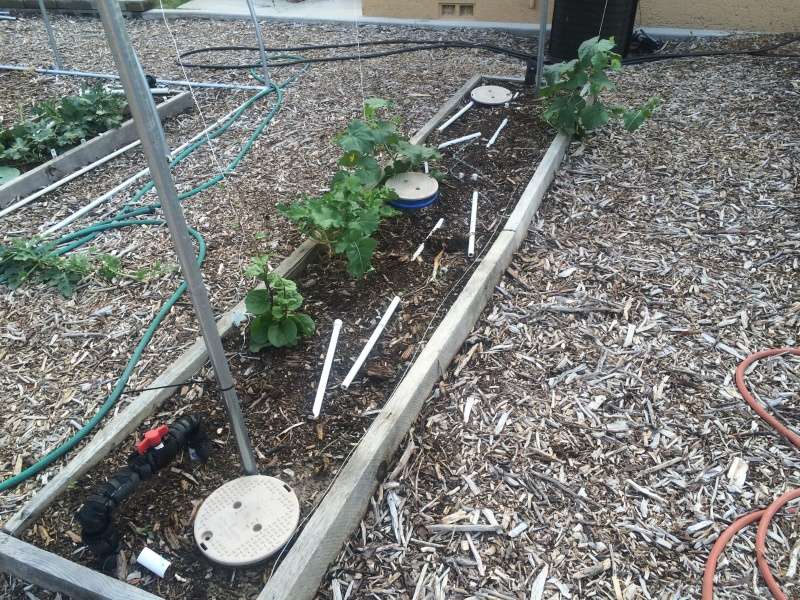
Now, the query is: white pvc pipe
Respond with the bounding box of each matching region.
[341,296,401,390]
[42,99,250,235]
[468,191,478,258]
[312,319,343,418]
[486,118,509,148]
[437,101,474,133]
[411,217,444,261]
[438,131,481,150]
[0,140,141,220]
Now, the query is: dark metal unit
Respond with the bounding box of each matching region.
[550,0,639,59]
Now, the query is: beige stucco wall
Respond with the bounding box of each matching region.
[362,0,800,32]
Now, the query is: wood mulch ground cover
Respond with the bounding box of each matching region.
[316,39,800,600]
[1,13,798,600]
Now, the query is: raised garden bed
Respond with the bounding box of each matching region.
[1,74,570,599]
[0,90,192,205]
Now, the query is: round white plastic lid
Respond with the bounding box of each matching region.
[470,85,513,106]
[384,172,439,201]
[193,475,299,567]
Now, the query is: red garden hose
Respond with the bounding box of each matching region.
[702,348,800,600]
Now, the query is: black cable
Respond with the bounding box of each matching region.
[176,35,800,71]
[177,40,536,69]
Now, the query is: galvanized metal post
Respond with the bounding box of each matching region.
[535,0,549,96]
[36,0,63,70]
[94,0,258,475]
[245,0,272,87]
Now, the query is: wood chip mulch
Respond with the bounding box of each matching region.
[317,43,800,600]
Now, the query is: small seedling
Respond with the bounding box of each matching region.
[0,238,91,297]
[540,36,660,137]
[244,256,315,351]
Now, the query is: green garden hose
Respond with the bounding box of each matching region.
[0,63,305,492]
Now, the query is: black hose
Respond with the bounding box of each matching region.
[77,414,210,572]
[176,35,800,71]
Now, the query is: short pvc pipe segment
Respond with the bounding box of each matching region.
[702,348,800,600]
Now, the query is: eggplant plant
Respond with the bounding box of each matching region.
[244,256,315,351]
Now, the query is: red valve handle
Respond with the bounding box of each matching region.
[135,425,169,455]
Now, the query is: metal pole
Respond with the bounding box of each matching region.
[94,0,258,476]
[534,0,549,96]
[245,0,272,87]
[36,0,63,70]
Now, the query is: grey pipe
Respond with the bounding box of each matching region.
[534,0,549,96]
[244,0,272,87]
[0,63,268,92]
[36,0,64,69]
[94,0,258,476]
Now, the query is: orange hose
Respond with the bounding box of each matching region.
[702,348,800,600]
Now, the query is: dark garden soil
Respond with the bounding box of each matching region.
[27,81,555,599]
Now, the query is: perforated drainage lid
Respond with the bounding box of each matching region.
[470,85,513,106]
[194,475,299,567]
[384,172,439,201]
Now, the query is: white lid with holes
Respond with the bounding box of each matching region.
[470,85,513,106]
[193,475,300,566]
[384,172,439,201]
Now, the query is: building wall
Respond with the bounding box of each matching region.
[362,0,800,32]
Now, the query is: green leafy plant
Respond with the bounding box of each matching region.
[280,175,399,277]
[0,239,91,297]
[0,86,127,166]
[280,98,439,277]
[96,254,174,283]
[540,37,660,137]
[244,256,315,351]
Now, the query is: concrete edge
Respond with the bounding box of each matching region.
[143,9,738,37]
[258,82,571,600]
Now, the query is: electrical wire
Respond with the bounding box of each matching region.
[175,35,800,71]
[702,348,800,600]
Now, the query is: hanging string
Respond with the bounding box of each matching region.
[158,0,225,176]
[352,0,367,110]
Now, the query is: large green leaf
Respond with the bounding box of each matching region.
[245,289,271,315]
[268,318,298,347]
[249,315,271,352]
[345,237,377,278]
[354,155,382,188]
[579,103,610,132]
[337,120,375,155]
[292,314,316,337]
[623,97,661,132]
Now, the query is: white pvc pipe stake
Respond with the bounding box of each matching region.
[42,99,250,234]
[341,296,401,390]
[137,547,171,577]
[312,319,342,418]
[411,217,444,260]
[0,140,141,220]
[437,101,474,133]
[468,191,478,258]
[438,131,481,150]
[486,118,509,148]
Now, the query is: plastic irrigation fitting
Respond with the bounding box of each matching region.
[77,414,210,572]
